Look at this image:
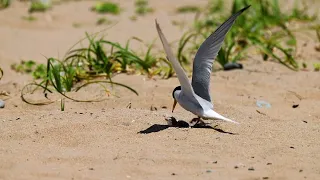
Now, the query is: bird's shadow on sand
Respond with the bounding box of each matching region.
[138,120,237,135]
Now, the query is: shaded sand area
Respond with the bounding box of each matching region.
[0,0,320,179]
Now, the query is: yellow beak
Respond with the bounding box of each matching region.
[172,99,177,113]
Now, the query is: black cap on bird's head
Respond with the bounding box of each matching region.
[171,86,181,113]
[172,86,181,99]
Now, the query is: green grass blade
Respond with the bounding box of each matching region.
[21,83,54,105]
[75,80,139,96]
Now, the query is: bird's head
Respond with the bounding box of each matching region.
[171,86,181,113]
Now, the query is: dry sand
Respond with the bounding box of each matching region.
[0,0,320,179]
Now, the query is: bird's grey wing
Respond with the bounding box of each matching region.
[191,5,250,102]
[155,20,195,97]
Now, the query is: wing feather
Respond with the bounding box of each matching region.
[155,20,195,96]
[191,5,250,102]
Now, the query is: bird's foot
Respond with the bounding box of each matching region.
[190,117,206,127]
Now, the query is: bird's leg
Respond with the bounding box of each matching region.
[190,116,206,127]
[190,117,200,124]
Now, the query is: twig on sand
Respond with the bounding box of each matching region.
[256,110,266,116]
[288,90,303,100]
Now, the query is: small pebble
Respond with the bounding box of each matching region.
[302,121,308,123]
[88,167,94,170]
[248,167,255,171]
[150,106,157,111]
[290,146,295,149]
[171,173,176,176]
[315,43,320,52]
[212,161,218,164]
[126,103,131,109]
[0,99,5,108]
[234,165,239,169]
[299,169,303,172]
[206,170,212,173]
[263,177,269,179]
[292,104,299,108]
[267,163,272,165]
[256,100,271,108]
[223,62,243,71]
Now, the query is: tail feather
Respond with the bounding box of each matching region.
[206,110,239,124]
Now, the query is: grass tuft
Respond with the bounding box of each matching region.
[135,0,153,16]
[20,31,157,110]
[11,60,47,79]
[92,2,120,14]
[176,5,200,13]
[0,0,10,9]
[29,0,51,13]
[174,0,318,70]
[96,17,112,25]
[314,63,320,71]
[22,15,37,21]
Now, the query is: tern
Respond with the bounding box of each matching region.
[156,5,250,124]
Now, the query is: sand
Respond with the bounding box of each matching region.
[0,0,320,179]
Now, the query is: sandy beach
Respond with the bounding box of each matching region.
[0,0,320,179]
